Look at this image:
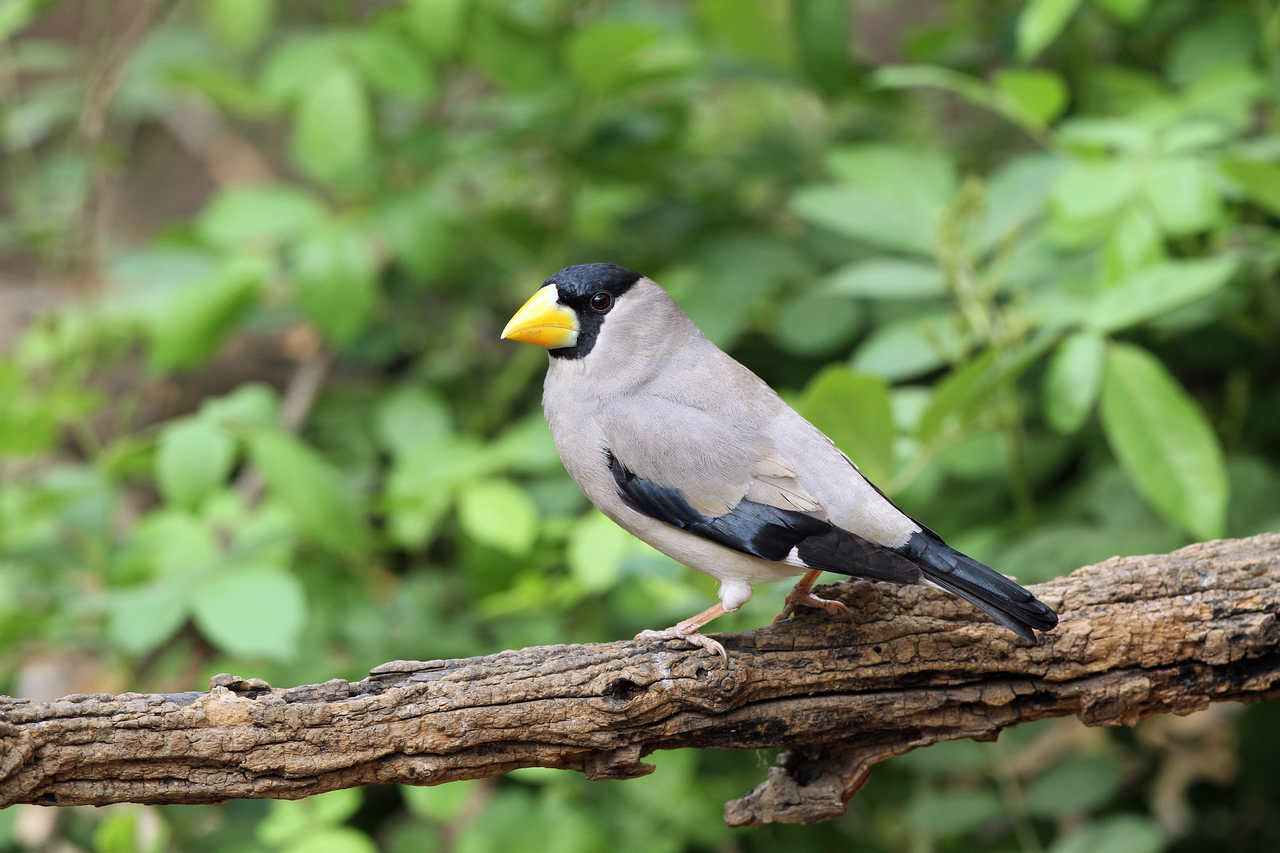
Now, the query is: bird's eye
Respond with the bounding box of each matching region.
[589,291,614,313]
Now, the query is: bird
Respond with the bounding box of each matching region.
[500,263,1058,660]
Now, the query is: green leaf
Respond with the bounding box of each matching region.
[156,417,236,509]
[792,0,849,91]
[1049,815,1166,853]
[146,261,262,371]
[907,788,1002,837]
[129,510,221,577]
[93,809,140,853]
[1221,159,1280,216]
[1043,332,1104,434]
[192,566,306,659]
[696,0,792,68]
[1086,257,1238,332]
[793,146,955,255]
[796,367,894,483]
[402,780,482,823]
[260,33,342,103]
[773,291,860,355]
[291,223,379,346]
[1026,754,1124,816]
[824,259,945,299]
[283,829,377,853]
[1092,0,1150,22]
[851,313,969,381]
[568,512,632,592]
[1017,0,1083,61]
[405,0,468,58]
[872,65,997,112]
[202,0,274,53]
[198,184,327,249]
[457,479,538,556]
[291,66,372,183]
[260,790,363,846]
[919,336,1056,444]
[345,29,436,100]
[200,383,281,432]
[249,430,369,557]
[1144,157,1222,236]
[994,69,1068,128]
[1103,207,1164,283]
[376,387,452,457]
[1050,159,1137,226]
[0,0,55,40]
[108,580,191,654]
[1100,343,1227,539]
[972,154,1063,255]
[564,22,665,94]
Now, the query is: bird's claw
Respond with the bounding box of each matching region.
[772,591,851,624]
[634,627,727,662]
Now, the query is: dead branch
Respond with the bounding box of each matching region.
[2,534,1278,826]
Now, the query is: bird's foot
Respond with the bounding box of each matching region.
[772,590,850,624]
[634,626,727,662]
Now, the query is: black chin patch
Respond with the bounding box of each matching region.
[543,263,641,360]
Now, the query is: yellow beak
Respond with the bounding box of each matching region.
[500,284,579,349]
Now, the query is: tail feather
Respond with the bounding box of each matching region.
[903,531,1058,642]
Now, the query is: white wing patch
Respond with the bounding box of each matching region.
[745,453,823,515]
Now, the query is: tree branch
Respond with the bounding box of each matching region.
[3,535,1278,825]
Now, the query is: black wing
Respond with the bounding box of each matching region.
[606,451,920,584]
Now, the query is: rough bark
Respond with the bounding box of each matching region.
[3,535,1278,825]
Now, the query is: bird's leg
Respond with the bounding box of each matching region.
[634,602,729,661]
[773,570,850,623]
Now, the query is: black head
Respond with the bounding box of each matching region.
[544,263,641,360]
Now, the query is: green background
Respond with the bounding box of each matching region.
[2,0,1280,850]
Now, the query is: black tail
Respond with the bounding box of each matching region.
[902,531,1058,642]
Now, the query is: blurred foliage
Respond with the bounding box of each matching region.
[2,0,1280,851]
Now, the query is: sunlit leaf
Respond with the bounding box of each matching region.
[146,261,263,371]
[796,367,894,483]
[345,29,435,100]
[402,780,482,822]
[793,146,955,255]
[773,291,860,355]
[457,479,539,556]
[283,829,378,853]
[406,0,468,58]
[156,417,235,509]
[291,66,371,183]
[259,790,364,847]
[994,69,1067,128]
[291,223,379,346]
[202,0,274,53]
[198,185,327,249]
[249,430,369,557]
[376,388,452,457]
[824,259,945,299]
[851,313,969,381]
[1042,332,1104,434]
[1144,157,1222,235]
[1101,343,1227,539]
[568,512,631,592]
[1221,159,1280,216]
[1092,0,1150,21]
[1086,257,1238,332]
[192,566,306,659]
[1017,0,1083,61]
[107,580,191,654]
